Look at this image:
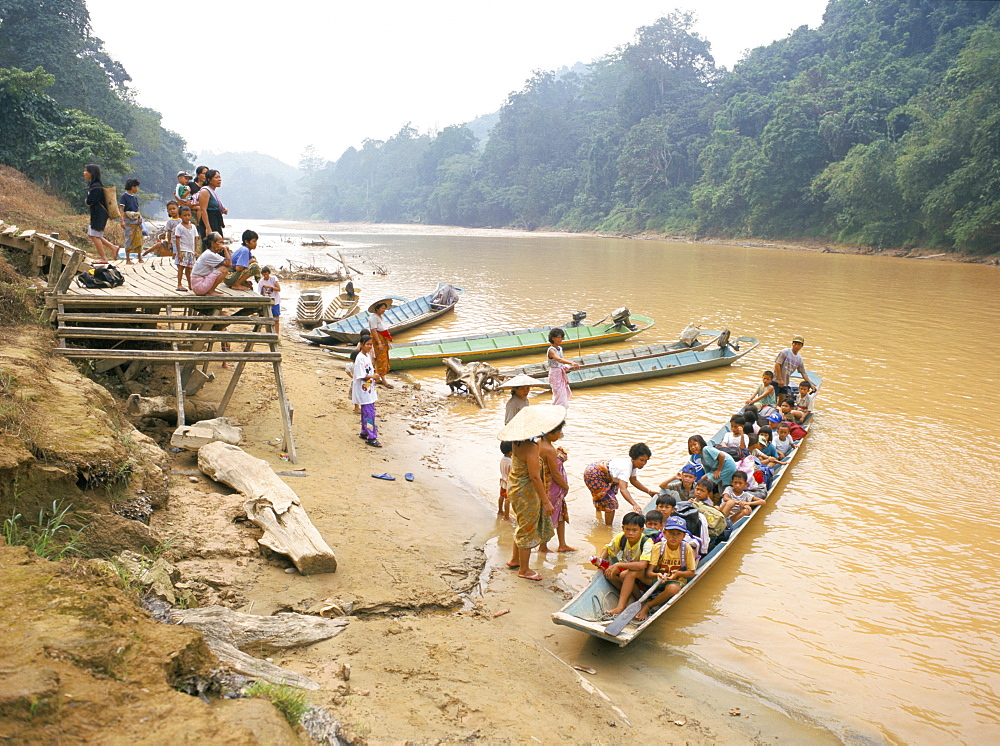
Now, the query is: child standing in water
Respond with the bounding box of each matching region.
[498,441,512,520]
[352,336,381,447]
[546,328,580,409]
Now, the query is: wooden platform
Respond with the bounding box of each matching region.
[0,222,298,462]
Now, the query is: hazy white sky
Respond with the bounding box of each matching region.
[86,0,828,166]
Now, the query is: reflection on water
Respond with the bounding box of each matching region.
[238,220,1000,743]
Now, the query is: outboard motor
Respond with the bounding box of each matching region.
[610,306,636,331]
[569,310,587,327]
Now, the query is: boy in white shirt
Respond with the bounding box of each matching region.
[171,205,197,291]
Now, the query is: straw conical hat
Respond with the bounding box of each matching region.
[498,374,550,389]
[497,404,567,441]
[367,298,394,313]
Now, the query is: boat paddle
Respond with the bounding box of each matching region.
[604,577,664,637]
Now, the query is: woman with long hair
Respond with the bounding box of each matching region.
[197,169,227,238]
[83,163,119,262]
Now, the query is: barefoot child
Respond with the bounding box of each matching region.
[144,200,179,258]
[258,266,281,334]
[633,516,699,621]
[498,441,512,520]
[718,470,766,521]
[539,421,574,552]
[601,512,653,616]
[172,206,197,291]
[546,328,580,409]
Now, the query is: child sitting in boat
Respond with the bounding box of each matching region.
[659,463,698,501]
[719,470,766,521]
[693,477,718,507]
[773,421,797,460]
[633,516,699,622]
[644,510,665,541]
[791,381,815,422]
[654,492,676,518]
[601,512,653,617]
[746,370,777,410]
[719,417,750,458]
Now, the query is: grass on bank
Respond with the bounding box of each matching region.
[3,498,83,560]
[244,681,309,726]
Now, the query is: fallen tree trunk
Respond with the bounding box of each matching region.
[198,442,338,574]
[170,605,348,690]
[443,357,502,409]
[170,417,244,450]
[126,394,217,423]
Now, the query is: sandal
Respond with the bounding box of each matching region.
[367,440,383,448]
[371,472,394,480]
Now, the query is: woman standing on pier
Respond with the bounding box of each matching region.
[83,164,119,263]
[197,169,227,238]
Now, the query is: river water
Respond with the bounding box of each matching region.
[241,221,1000,743]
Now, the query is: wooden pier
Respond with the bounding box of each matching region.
[0,221,297,462]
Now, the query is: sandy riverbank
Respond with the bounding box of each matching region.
[150,332,843,743]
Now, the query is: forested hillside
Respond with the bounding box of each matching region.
[196,151,304,220]
[0,0,190,207]
[303,0,999,252]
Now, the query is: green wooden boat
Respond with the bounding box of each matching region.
[551,373,821,646]
[380,313,654,370]
[496,330,729,380]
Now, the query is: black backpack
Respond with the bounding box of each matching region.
[673,501,703,537]
[95,265,125,287]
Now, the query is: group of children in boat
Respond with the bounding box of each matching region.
[594,372,815,623]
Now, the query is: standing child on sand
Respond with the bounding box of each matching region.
[538,420,574,553]
[498,441,512,520]
[172,206,197,291]
[546,328,580,408]
[352,336,381,447]
[259,266,281,334]
[119,178,143,264]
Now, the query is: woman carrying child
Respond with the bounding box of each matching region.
[498,404,566,581]
[546,328,580,408]
[583,443,657,526]
[538,420,574,553]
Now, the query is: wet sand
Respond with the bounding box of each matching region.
[159,333,842,742]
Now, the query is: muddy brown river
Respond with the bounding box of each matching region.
[243,221,1000,743]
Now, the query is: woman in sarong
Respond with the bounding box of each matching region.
[367,299,394,389]
[120,177,144,264]
[498,404,566,581]
[546,328,579,408]
[583,442,657,526]
[539,420,574,553]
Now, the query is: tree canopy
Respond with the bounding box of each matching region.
[303,0,1000,253]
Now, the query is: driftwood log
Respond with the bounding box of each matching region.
[443,357,502,409]
[198,442,337,574]
[170,417,244,450]
[126,394,217,423]
[170,605,348,690]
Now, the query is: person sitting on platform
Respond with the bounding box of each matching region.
[224,230,262,290]
[189,231,231,296]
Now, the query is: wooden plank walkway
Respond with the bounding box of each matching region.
[0,222,297,461]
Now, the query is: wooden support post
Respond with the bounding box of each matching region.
[173,344,186,428]
[30,235,47,271]
[216,322,260,416]
[46,246,64,288]
[41,251,84,323]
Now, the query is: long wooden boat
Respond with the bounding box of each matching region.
[551,373,821,646]
[371,313,655,371]
[303,284,462,343]
[295,291,324,327]
[496,330,729,379]
[555,335,759,389]
[322,291,360,323]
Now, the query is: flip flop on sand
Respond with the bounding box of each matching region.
[371,473,395,481]
[518,571,543,581]
[404,473,414,482]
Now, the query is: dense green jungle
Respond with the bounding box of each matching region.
[2,0,998,252]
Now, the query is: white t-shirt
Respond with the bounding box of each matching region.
[369,313,389,332]
[259,276,280,306]
[173,222,197,255]
[721,432,747,449]
[191,249,225,277]
[351,351,378,405]
[607,457,637,483]
[795,391,815,412]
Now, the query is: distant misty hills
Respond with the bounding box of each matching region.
[195,151,305,220]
